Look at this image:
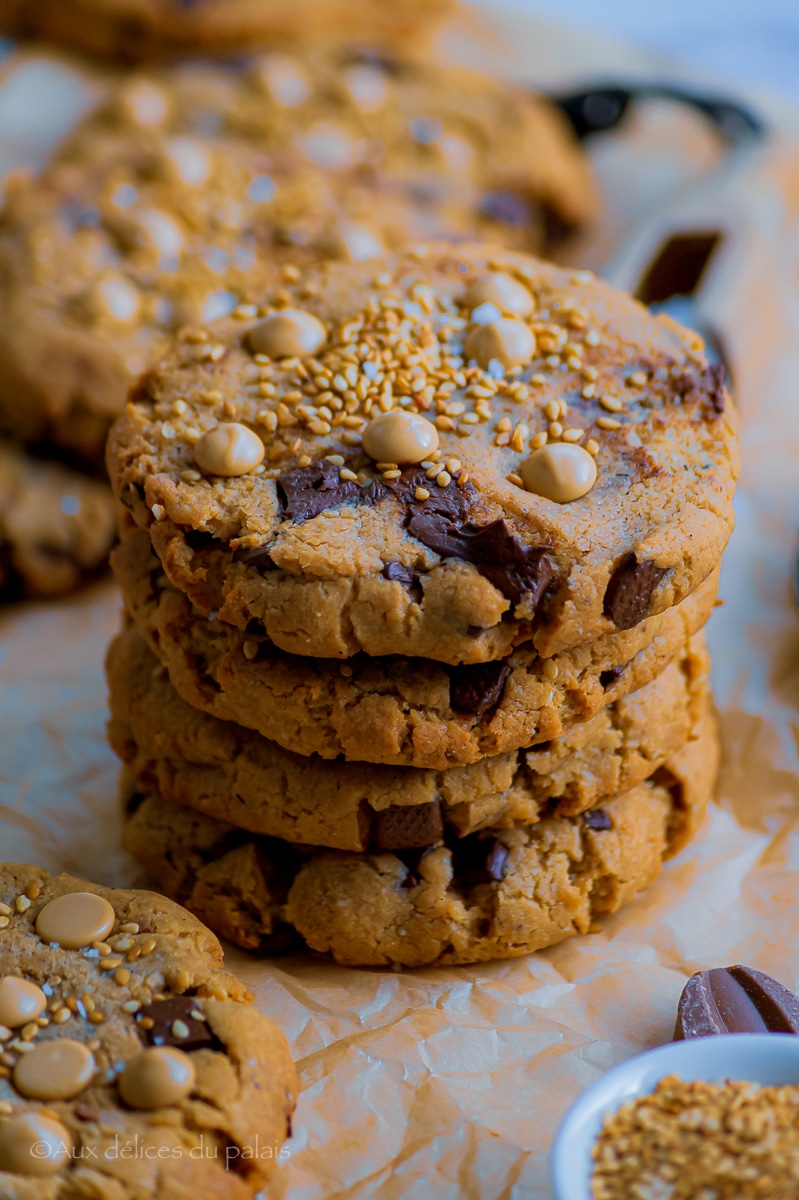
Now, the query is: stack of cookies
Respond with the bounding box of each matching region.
[105,243,739,967]
[0,41,594,602]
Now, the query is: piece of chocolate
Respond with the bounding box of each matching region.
[599,665,626,689]
[382,562,422,592]
[138,996,218,1051]
[449,661,511,715]
[584,809,612,831]
[452,835,509,888]
[674,965,799,1040]
[276,461,360,523]
[396,846,433,890]
[674,362,727,417]
[603,555,666,630]
[373,801,444,851]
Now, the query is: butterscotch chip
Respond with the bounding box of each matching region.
[0,863,297,1194]
[0,976,46,1029]
[194,423,265,477]
[0,54,594,467]
[463,272,535,317]
[107,244,738,667]
[120,699,718,966]
[35,892,115,950]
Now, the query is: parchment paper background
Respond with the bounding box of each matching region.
[1,10,799,1198]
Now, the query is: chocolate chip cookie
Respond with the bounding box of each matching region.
[121,696,718,966]
[107,622,710,850]
[0,58,594,468]
[0,0,454,63]
[112,525,717,768]
[0,441,115,600]
[0,863,297,1196]
[108,244,738,665]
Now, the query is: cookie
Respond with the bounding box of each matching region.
[112,525,718,768]
[0,441,115,600]
[0,57,594,467]
[107,622,710,850]
[107,243,739,666]
[0,863,297,1197]
[0,0,454,63]
[121,697,718,966]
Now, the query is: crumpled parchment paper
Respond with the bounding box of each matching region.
[2,13,799,1198]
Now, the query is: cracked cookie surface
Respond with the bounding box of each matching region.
[112,525,717,768]
[0,864,296,1199]
[108,244,738,663]
[107,623,709,850]
[121,698,718,966]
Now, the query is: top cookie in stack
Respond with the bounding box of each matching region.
[0,0,455,62]
[107,242,739,670]
[0,50,594,468]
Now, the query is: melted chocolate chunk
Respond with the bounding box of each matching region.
[276,462,360,523]
[452,836,509,888]
[382,562,422,592]
[396,846,433,889]
[138,996,219,1052]
[583,809,612,831]
[675,362,727,416]
[374,801,444,851]
[599,665,625,689]
[603,555,666,630]
[449,661,511,715]
[674,966,799,1040]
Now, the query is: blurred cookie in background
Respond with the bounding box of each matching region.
[0,50,596,467]
[0,0,456,63]
[0,440,115,600]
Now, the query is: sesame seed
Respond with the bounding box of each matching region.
[549,421,563,438]
[115,969,132,986]
[339,468,359,482]
[436,471,452,487]
[88,1012,106,1025]
[495,432,511,447]
[382,469,402,480]
[507,473,524,487]
[123,1000,141,1014]
[586,438,600,456]
[297,454,312,467]
[99,958,123,971]
[325,454,345,465]
[542,659,559,681]
[308,419,332,435]
[180,469,201,483]
[562,428,584,443]
[414,487,430,500]
[0,917,8,930]
[243,641,259,660]
[171,1020,191,1041]
[15,896,30,913]
[120,923,140,934]
[140,938,157,956]
[597,416,621,430]
[599,395,623,412]
[544,400,560,421]
[20,1023,38,1042]
[496,416,512,433]
[445,459,462,474]
[530,431,547,450]
[0,903,10,916]
[581,384,596,400]
[584,330,601,346]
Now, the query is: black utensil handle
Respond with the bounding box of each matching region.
[554,83,764,143]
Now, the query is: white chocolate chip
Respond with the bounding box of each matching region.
[519,443,597,503]
[463,273,534,318]
[247,309,327,358]
[362,411,439,465]
[195,423,265,477]
[464,319,536,369]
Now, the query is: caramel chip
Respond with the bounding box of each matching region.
[35,892,115,949]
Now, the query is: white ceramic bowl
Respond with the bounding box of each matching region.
[551,1033,799,1200]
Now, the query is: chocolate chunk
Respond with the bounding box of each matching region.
[138,996,218,1051]
[599,665,625,689]
[238,543,275,569]
[449,661,510,715]
[396,846,433,889]
[276,461,360,523]
[373,801,444,850]
[382,562,422,591]
[361,478,391,507]
[674,362,727,416]
[603,555,666,630]
[584,809,612,831]
[452,836,509,888]
[408,512,552,607]
[674,966,799,1040]
[480,191,531,228]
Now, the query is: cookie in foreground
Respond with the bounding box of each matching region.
[0,863,297,1196]
[122,699,717,967]
[108,244,739,665]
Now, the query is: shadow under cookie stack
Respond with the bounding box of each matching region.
[106,240,739,968]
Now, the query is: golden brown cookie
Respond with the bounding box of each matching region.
[111,525,717,769]
[0,0,454,63]
[107,622,710,850]
[0,863,297,1197]
[0,58,593,467]
[108,244,738,665]
[0,441,115,600]
[121,697,718,966]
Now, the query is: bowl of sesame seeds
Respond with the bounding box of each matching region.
[550,1033,799,1200]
